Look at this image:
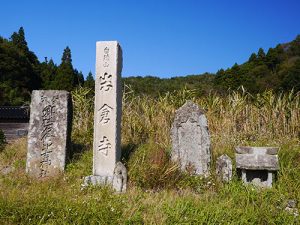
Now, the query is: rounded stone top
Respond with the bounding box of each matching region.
[173,101,205,125]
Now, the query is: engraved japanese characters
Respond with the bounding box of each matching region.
[93,41,123,178]
[26,90,72,178]
[82,41,127,192]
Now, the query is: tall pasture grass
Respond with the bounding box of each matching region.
[0,86,299,224]
[71,86,300,189]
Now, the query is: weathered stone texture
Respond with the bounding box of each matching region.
[216,154,232,182]
[235,146,279,187]
[235,147,279,171]
[83,41,127,192]
[26,90,72,178]
[82,162,127,193]
[93,41,122,178]
[171,101,211,176]
[112,162,127,193]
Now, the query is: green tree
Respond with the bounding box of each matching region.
[0,28,41,105]
[74,69,84,87]
[84,71,95,90]
[40,58,57,89]
[52,47,77,91]
[257,48,266,64]
[281,59,300,92]
[249,53,257,62]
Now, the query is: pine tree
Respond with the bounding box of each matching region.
[249,53,257,62]
[257,48,266,63]
[84,71,95,90]
[52,47,77,91]
[10,27,28,51]
[74,69,84,87]
[40,58,57,89]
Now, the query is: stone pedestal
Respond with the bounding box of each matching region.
[171,101,211,176]
[235,146,279,188]
[26,90,72,178]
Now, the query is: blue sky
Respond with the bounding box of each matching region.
[0,0,299,78]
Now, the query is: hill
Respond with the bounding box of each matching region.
[1,27,299,105]
[124,35,300,96]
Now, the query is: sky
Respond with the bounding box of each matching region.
[0,0,300,78]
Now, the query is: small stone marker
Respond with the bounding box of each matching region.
[216,154,232,182]
[83,41,127,192]
[235,146,279,188]
[285,200,299,217]
[171,101,211,176]
[26,90,72,178]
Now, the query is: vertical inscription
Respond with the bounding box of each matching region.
[94,41,122,177]
[98,46,111,158]
[27,90,72,178]
[39,95,58,178]
[103,47,110,67]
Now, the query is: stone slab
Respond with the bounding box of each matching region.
[171,101,211,176]
[235,146,279,155]
[236,154,279,171]
[26,90,72,178]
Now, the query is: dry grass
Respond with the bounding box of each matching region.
[0,87,299,224]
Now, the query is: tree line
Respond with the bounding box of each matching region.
[124,35,300,97]
[0,27,95,105]
[1,27,299,105]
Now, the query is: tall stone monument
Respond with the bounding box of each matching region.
[171,101,211,176]
[83,41,126,192]
[26,90,72,178]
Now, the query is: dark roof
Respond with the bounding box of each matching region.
[0,106,30,119]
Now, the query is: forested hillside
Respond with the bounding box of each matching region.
[0,27,93,105]
[124,35,300,96]
[1,27,299,105]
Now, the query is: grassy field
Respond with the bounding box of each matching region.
[0,87,300,224]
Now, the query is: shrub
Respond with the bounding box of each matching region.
[0,129,6,151]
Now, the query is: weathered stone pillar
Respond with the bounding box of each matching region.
[83,41,126,192]
[171,101,211,176]
[26,90,72,178]
[93,41,122,178]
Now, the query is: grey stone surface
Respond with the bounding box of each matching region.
[82,162,127,193]
[93,41,122,178]
[26,90,72,178]
[171,101,211,176]
[216,154,232,182]
[1,166,14,175]
[285,200,299,217]
[235,146,279,187]
[82,175,113,188]
[83,41,127,192]
[236,154,279,171]
[235,146,279,155]
[112,162,127,193]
